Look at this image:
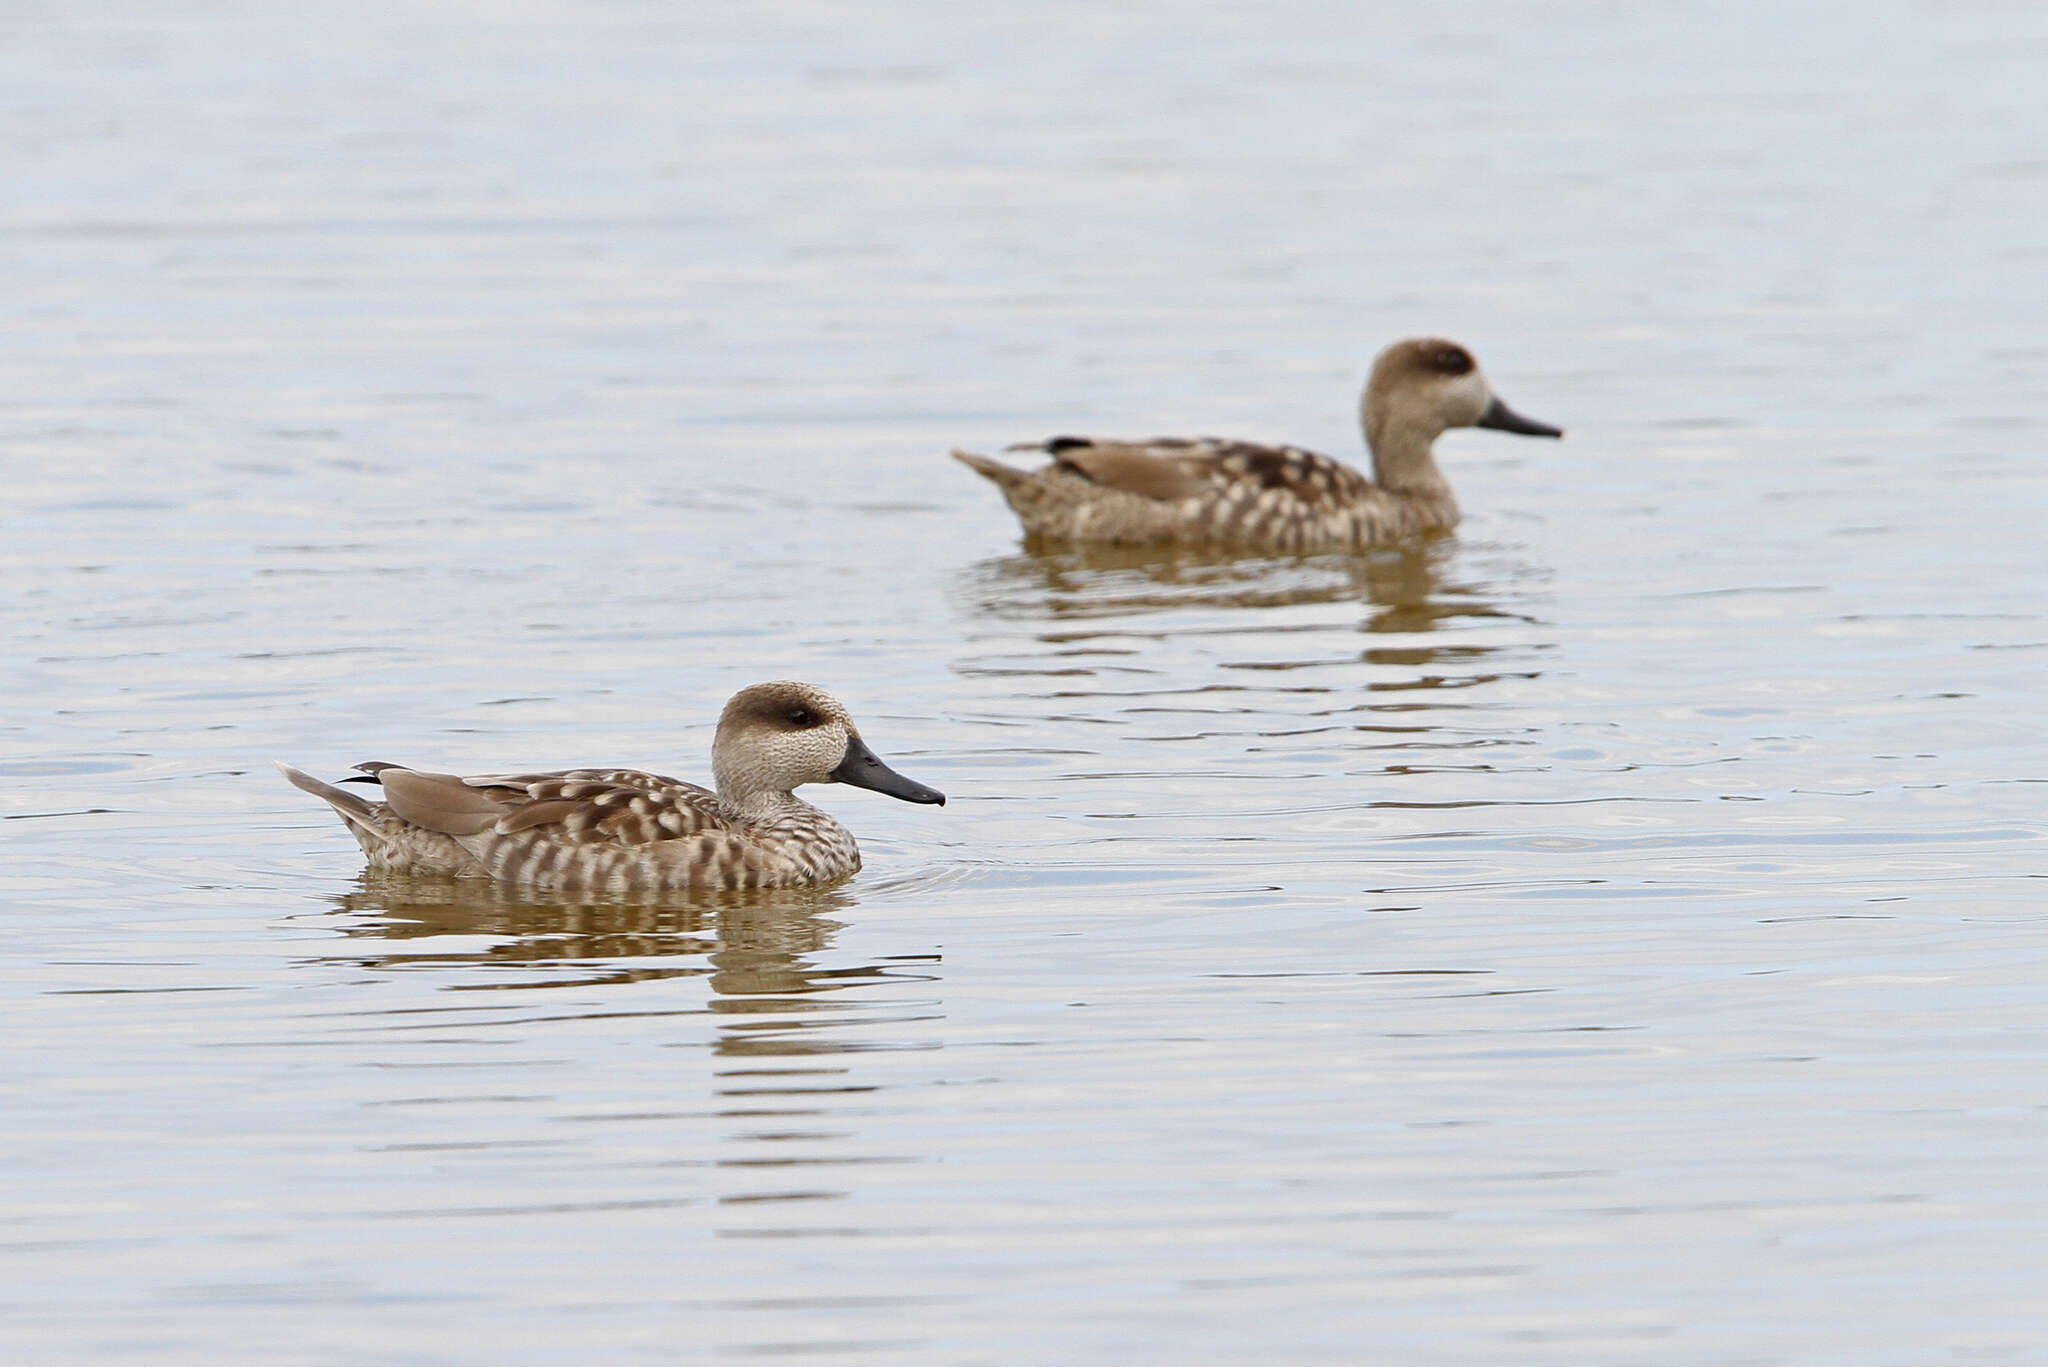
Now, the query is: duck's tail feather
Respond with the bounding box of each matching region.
[952,448,1036,502]
[276,761,379,831]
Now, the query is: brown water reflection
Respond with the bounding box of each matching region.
[958,542,1544,705]
[328,876,945,1071]
[964,542,1489,622]
[964,541,1534,635]
[328,872,888,998]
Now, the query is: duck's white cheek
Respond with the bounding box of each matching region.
[1454,372,1493,422]
[813,728,850,777]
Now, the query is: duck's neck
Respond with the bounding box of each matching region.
[1363,409,1453,499]
[718,787,817,825]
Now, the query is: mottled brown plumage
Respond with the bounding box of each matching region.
[953,337,1562,553]
[278,682,945,893]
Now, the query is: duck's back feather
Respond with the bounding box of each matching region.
[957,436,1436,552]
[1038,439,1210,502]
[434,768,723,845]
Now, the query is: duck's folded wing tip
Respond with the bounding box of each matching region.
[377,768,506,837]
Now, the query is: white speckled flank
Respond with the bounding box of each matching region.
[278,682,944,893]
[954,337,1562,553]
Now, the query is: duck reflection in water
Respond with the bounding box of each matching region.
[958,541,1544,707]
[324,870,921,1006]
[968,540,1524,630]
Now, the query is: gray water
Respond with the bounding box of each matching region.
[5,2,2047,1363]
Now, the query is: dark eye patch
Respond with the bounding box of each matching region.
[1432,346,1474,376]
[785,706,818,727]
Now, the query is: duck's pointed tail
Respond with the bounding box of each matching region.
[951,448,1037,506]
[276,761,379,832]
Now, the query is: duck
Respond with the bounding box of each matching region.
[277,681,945,893]
[952,337,1562,553]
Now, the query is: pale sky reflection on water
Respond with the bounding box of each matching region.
[4,1,2048,1363]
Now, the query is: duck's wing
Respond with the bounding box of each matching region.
[1016,436,1369,507]
[363,765,727,846]
[1197,439,1375,508]
[1016,437,1212,502]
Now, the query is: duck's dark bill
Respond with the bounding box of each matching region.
[832,735,946,805]
[1476,396,1564,438]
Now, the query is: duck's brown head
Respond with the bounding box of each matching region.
[714,681,944,806]
[1364,337,1563,453]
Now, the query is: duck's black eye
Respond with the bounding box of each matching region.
[786,706,817,728]
[1433,346,1474,376]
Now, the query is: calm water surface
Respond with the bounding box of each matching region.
[4,2,2047,1363]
